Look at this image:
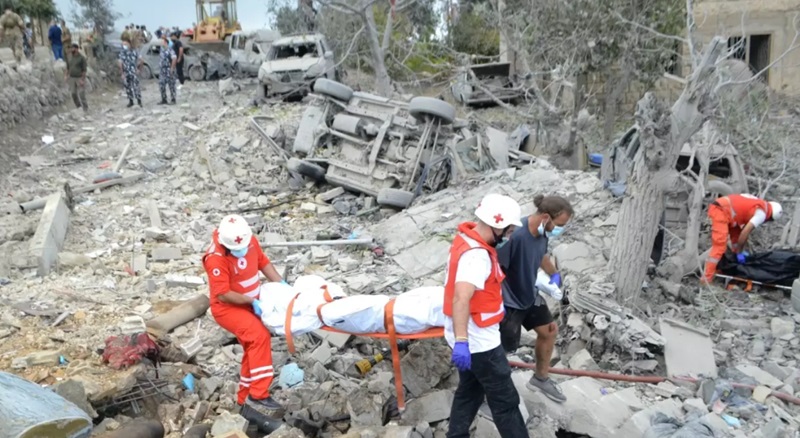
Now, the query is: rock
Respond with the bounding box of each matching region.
[12,349,61,368]
[321,187,345,202]
[771,318,795,338]
[720,319,769,331]
[333,199,352,215]
[551,242,606,274]
[151,246,182,261]
[300,202,317,212]
[654,381,678,398]
[201,376,222,401]
[682,398,708,413]
[752,385,772,403]
[311,246,332,262]
[736,364,784,388]
[338,256,360,272]
[144,227,170,241]
[751,339,766,357]
[347,385,384,427]
[400,341,453,397]
[309,339,332,365]
[58,252,92,267]
[218,77,235,96]
[762,361,790,381]
[568,349,599,371]
[267,425,306,438]
[54,379,97,418]
[229,135,249,152]
[756,417,788,438]
[345,274,372,293]
[403,390,453,423]
[210,410,248,436]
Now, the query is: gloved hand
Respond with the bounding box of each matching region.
[549,272,562,288]
[736,251,750,264]
[251,299,263,317]
[451,341,471,371]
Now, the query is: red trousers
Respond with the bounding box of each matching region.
[703,202,741,282]
[212,303,274,404]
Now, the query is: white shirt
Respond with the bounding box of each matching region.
[444,248,502,354]
[749,209,767,228]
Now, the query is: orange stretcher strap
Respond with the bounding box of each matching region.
[285,293,301,354]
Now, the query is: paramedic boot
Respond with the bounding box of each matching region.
[242,396,284,433]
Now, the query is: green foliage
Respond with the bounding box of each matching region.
[70,0,119,33]
[0,0,57,19]
[449,9,498,57]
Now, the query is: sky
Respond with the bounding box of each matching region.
[54,0,274,32]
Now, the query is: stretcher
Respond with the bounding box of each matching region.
[714,274,792,292]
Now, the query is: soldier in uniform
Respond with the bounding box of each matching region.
[158,36,177,105]
[118,40,143,107]
[61,20,72,61]
[121,25,131,44]
[0,8,25,63]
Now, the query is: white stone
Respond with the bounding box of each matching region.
[568,349,599,371]
[771,318,795,338]
[403,390,453,423]
[752,385,772,403]
[300,202,317,212]
[338,256,360,272]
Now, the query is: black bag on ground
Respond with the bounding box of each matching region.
[717,249,800,286]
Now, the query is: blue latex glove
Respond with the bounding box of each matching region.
[550,272,562,288]
[451,341,471,371]
[737,251,750,264]
[251,299,263,317]
[280,279,288,285]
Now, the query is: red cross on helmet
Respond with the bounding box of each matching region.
[475,193,522,229]
[218,214,252,251]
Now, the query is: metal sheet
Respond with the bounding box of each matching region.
[659,318,718,378]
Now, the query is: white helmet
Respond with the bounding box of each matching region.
[475,194,522,229]
[770,202,783,220]
[217,214,252,251]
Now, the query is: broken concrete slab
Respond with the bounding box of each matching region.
[392,238,451,279]
[320,187,345,202]
[770,317,795,338]
[660,318,717,378]
[568,349,599,371]
[146,200,162,229]
[736,364,784,388]
[309,339,332,365]
[54,379,97,418]
[151,246,182,262]
[551,241,606,274]
[312,330,352,349]
[11,350,61,369]
[132,254,147,274]
[58,252,91,268]
[400,341,453,397]
[120,316,146,335]
[616,398,683,437]
[229,135,249,152]
[29,193,70,276]
[371,214,424,255]
[210,410,248,436]
[165,274,205,288]
[402,390,453,423]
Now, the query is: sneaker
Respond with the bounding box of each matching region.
[526,375,566,403]
[244,395,285,417]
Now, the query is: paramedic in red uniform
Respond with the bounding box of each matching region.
[702,194,783,283]
[443,193,528,438]
[203,214,286,427]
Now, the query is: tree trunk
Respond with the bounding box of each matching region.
[610,37,728,302]
[566,74,586,169]
[603,70,631,143]
[363,6,392,97]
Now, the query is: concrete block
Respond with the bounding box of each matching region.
[568,349,599,371]
[392,238,451,279]
[551,241,605,274]
[120,316,146,335]
[309,339,332,364]
[12,349,61,368]
[320,187,345,202]
[165,274,205,288]
[682,398,708,413]
[146,200,162,228]
[151,246,182,261]
[312,330,352,349]
[132,254,147,274]
[29,193,70,276]
[403,390,453,423]
[616,398,683,437]
[736,364,784,388]
[660,318,717,378]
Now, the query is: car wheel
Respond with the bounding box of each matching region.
[287,158,326,181]
[139,64,153,80]
[188,64,205,82]
[377,188,415,209]
[409,97,456,125]
[313,78,354,102]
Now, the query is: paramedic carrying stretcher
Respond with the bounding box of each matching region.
[202,214,287,432]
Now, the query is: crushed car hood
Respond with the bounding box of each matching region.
[261,57,321,73]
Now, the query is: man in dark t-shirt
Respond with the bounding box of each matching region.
[496,195,573,404]
[170,32,185,85]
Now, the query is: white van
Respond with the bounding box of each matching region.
[229,29,280,76]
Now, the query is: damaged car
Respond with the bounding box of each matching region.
[139,40,232,81]
[285,78,473,209]
[451,62,523,107]
[257,34,337,100]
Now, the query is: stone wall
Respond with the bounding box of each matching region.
[0,53,100,131]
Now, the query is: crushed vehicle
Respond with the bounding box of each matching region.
[601,124,748,228]
[139,40,232,81]
[285,78,472,209]
[229,29,280,77]
[257,33,338,100]
[450,62,523,107]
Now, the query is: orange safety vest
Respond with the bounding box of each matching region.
[202,230,266,304]
[443,222,505,328]
[716,194,773,228]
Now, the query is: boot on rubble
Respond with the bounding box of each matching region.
[127,99,134,108]
[137,98,142,107]
[158,99,168,105]
[241,396,284,433]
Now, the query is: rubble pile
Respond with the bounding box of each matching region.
[0,59,100,131]
[1,76,800,438]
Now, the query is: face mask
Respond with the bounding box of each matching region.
[168,40,173,48]
[230,247,248,258]
[490,227,508,248]
[548,226,565,238]
[496,236,509,249]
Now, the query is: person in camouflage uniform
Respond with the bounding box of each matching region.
[158,36,177,105]
[0,8,25,63]
[118,40,143,107]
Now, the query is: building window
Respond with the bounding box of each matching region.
[727,34,771,82]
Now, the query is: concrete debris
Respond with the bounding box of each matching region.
[11,349,60,369]
[402,390,454,423]
[211,410,249,436]
[151,246,182,261]
[660,318,718,378]
[736,364,784,388]
[771,318,795,338]
[568,349,599,371]
[29,193,70,276]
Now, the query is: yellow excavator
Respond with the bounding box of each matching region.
[190,0,241,54]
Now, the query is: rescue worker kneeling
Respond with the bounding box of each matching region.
[444,194,528,438]
[203,214,286,431]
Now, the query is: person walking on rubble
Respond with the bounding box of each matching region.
[1,7,25,64]
[702,194,783,284]
[60,20,72,61]
[443,193,528,438]
[170,32,185,86]
[48,20,63,60]
[65,43,88,113]
[157,36,177,105]
[118,39,143,107]
[203,214,287,432]
[497,194,573,404]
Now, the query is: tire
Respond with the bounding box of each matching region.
[409,97,456,125]
[706,180,734,196]
[287,158,326,181]
[139,64,153,80]
[313,78,353,102]
[188,64,205,82]
[377,188,415,209]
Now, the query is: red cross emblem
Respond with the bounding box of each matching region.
[493,214,503,224]
[228,217,237,223]
[234,236,243,244]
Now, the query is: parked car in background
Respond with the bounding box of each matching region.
[257,33,337,100]
[138,40,231,82]
[229,29,280,77]
[451,62,523,107]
